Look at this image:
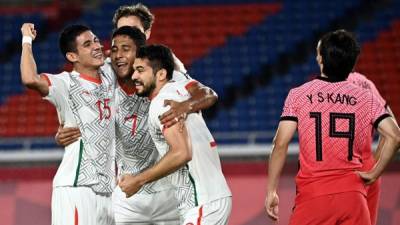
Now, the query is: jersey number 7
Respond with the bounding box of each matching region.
[124,114,138,136]
[310,112,355,161]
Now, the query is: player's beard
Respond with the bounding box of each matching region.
[135,78,156,98]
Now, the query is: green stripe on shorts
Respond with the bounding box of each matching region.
[73,139,84,187]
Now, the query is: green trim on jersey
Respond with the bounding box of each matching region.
[187,165,198,206]
[73,139,84,187]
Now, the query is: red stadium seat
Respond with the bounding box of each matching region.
[356,19,400,117]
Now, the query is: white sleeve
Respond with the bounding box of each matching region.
[149,98,171,132]
[41,73,70,124]
[171,70,192,82]
[174,79,199,98]
[172,53,187,74]
[42,73,69,106]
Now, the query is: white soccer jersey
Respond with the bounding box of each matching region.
[148,80,232,214]
[171,70,192,83]
[114,70,195,194]
[43,69,116,194]
[115,82,173,194]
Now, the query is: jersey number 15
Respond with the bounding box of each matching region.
[96,99,111,120]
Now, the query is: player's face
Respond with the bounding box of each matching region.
[132,58,156,97]
[117,16,150,40]
[110,35,137,79]
[74,31,104,67]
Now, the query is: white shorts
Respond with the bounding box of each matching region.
[52,186,114,225]
[182,197,232,225]
[112,185,180,225]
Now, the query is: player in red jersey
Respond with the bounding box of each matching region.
[348,72,398,225]
[265,30,400,225]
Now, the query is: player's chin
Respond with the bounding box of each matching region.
[136,86,144,93]
[117,69,130,79]
[136,88,147,97]
[116,71,127,80]
[92,58,105,66]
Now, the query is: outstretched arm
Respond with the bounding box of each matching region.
[160,81,218,127]
[20,23,49,96]
[265,120,297,221]
[119,121,192,197]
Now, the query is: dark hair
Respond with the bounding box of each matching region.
[112,26,146,49]
[319,29,360,81]
[59,24,90,61]
[112,3,154,31]
[136,44,174,80]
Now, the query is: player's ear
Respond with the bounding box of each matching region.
[66,52,79,63]
[316,54,323,72]
[156,68,167,81]
[317,55,323,65]
[144,28,151,40]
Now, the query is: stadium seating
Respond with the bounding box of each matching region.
[188,0,362,98]
[0,13,44,53]
[356,21,400,117]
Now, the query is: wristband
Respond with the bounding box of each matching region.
[22,36,32,45]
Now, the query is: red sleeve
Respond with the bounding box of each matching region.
[280,89,298,122]
[371,92,391,129]
[366,78,386,107]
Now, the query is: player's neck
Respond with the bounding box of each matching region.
[118,78,136,95]
[118,77,135,86]
[149,80,168,100]
[74,65,100,79]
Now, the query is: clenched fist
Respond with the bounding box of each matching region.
[118,174,144,198]
[21,23,37,40]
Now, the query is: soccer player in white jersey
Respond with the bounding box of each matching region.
[20,23,115,225]
[110,26,181,224]
[54,3,219,223]
[120,44,232,224]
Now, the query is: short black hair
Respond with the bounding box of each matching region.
[59,24,90,62]
[112,26,146,49]
[319,29,361,81]
[112,3,154,31]
[136,44,174,80]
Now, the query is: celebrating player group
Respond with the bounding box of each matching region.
[20,2,399,225]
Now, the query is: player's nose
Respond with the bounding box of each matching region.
[131,70,139,80]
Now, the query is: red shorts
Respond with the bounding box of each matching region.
[366,178,381,225]
[289,192,371,225]
[362,156,381,225]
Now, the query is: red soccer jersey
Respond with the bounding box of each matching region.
[348,72,387,171]
[281,76,390,204]
[348,72,386,106]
